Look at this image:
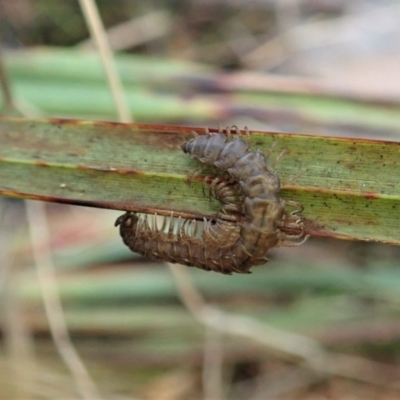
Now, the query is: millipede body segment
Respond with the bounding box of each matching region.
[116,126,307,274]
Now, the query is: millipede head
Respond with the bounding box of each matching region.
[115,212,137,227]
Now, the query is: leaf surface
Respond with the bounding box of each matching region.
[1,117,399,244]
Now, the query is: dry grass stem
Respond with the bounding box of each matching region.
[78,0,132,123]
[26,201,103,400]
[168,264,400,390]
[78,10,171,51]
[168,264,323,362]
[0,45,14,111]
[202,324,225,400]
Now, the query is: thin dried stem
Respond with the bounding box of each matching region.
[26,201,103,400]
[168,264,400,390]
[78,0,132,123]
[0,45,14,112]
[167,265,225,399]
[44,0,132,400]
[0,26,44,117]
[0,201,10,293]
[202,324,224,400]
[77,10,171,51]
[0,203,35,400]
[0,203,34,358]
[168,264,323,362]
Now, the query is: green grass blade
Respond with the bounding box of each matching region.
[0,116,399,243]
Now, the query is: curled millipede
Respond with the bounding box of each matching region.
[116,126,308,274]
[202,176,243,247]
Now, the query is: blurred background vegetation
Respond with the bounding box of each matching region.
[1,1,400,399]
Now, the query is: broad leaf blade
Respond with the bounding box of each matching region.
[0,117,399,244]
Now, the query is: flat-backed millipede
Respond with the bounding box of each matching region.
[116,126,308,274]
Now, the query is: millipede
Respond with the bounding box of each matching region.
[116,126,308,274]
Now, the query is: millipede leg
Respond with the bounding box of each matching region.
[264,139,278,160]
[225,125,232,139]
[279,233,310,247]
[282,169,308,187]
[272,148,287,169]
[205,127,212,136]
[284,199,304,216]
[202,176,214,200]
[244,126,251,146]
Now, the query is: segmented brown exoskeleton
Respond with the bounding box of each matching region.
[116,126,307,274]
[182,126,307,249]
[202,175,243,247]
[116,211,247,274]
